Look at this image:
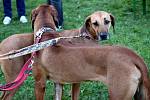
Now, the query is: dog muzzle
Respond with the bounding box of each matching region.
[99,32,109,40]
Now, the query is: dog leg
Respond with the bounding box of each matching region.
[34,73,46,100]
[33,62,46,100]
[71,83,80,100]
[34,79,46,100]
[0,57,26,100]
[108,65,140,100]
[54,83,63,100]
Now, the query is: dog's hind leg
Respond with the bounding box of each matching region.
[71,83,80,100]
[0,57,26,100]
[108,65,141,100]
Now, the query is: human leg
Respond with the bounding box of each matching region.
[48,0,64,27]
[3,0,12,25]
[3,0,12,17]
[16,0,27,23]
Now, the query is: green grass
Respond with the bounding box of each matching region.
[0,0,150,99]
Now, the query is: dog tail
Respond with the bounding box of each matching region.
[134,82,150,100]
[133,54,150,100]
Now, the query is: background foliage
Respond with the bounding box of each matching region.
[0,0,149,99]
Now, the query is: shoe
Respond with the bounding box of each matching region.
[20,16,28,23]
[3,16,11,25]
[56,26,63,32]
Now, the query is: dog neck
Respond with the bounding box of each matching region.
[80,25,95,40]
[35,27,54,38]
[34,22,56,33]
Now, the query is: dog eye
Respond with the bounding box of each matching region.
[104,19,110,25]
[93,21,99,26]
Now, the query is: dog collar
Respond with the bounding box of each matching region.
[35,27,54,39]
[80,32,93,40]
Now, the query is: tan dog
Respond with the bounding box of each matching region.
[26,14,150,100]
[0,5,114,100]
[25,5,149,100]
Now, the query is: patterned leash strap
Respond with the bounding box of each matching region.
[0,36,80,60]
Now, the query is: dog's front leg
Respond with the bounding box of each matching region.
[32,61,46,100]
[72,83,80,100]
[54,83,63,100]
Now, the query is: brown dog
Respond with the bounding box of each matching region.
[1,5,150,100]
[0,5,114,100]
[17,17,150,100]
[0,4,58,100]
[28,6,150,99]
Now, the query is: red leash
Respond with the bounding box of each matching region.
[0,27,53,91]
[0,56,33,91]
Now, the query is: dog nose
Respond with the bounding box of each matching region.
[99,32,109,40]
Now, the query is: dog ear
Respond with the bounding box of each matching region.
[80,16,91,34]
[110,14,115,33]
[84,16,98,39]
[31,9,38,30]
[49,5,59,27]
[85,16,91,29]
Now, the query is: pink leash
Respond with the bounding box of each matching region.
[0,27,53,91]
[0,56,33,91]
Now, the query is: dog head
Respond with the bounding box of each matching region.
[84,11,115,40]
[31,4,58,32]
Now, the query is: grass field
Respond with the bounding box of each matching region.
[0,0,150,99]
